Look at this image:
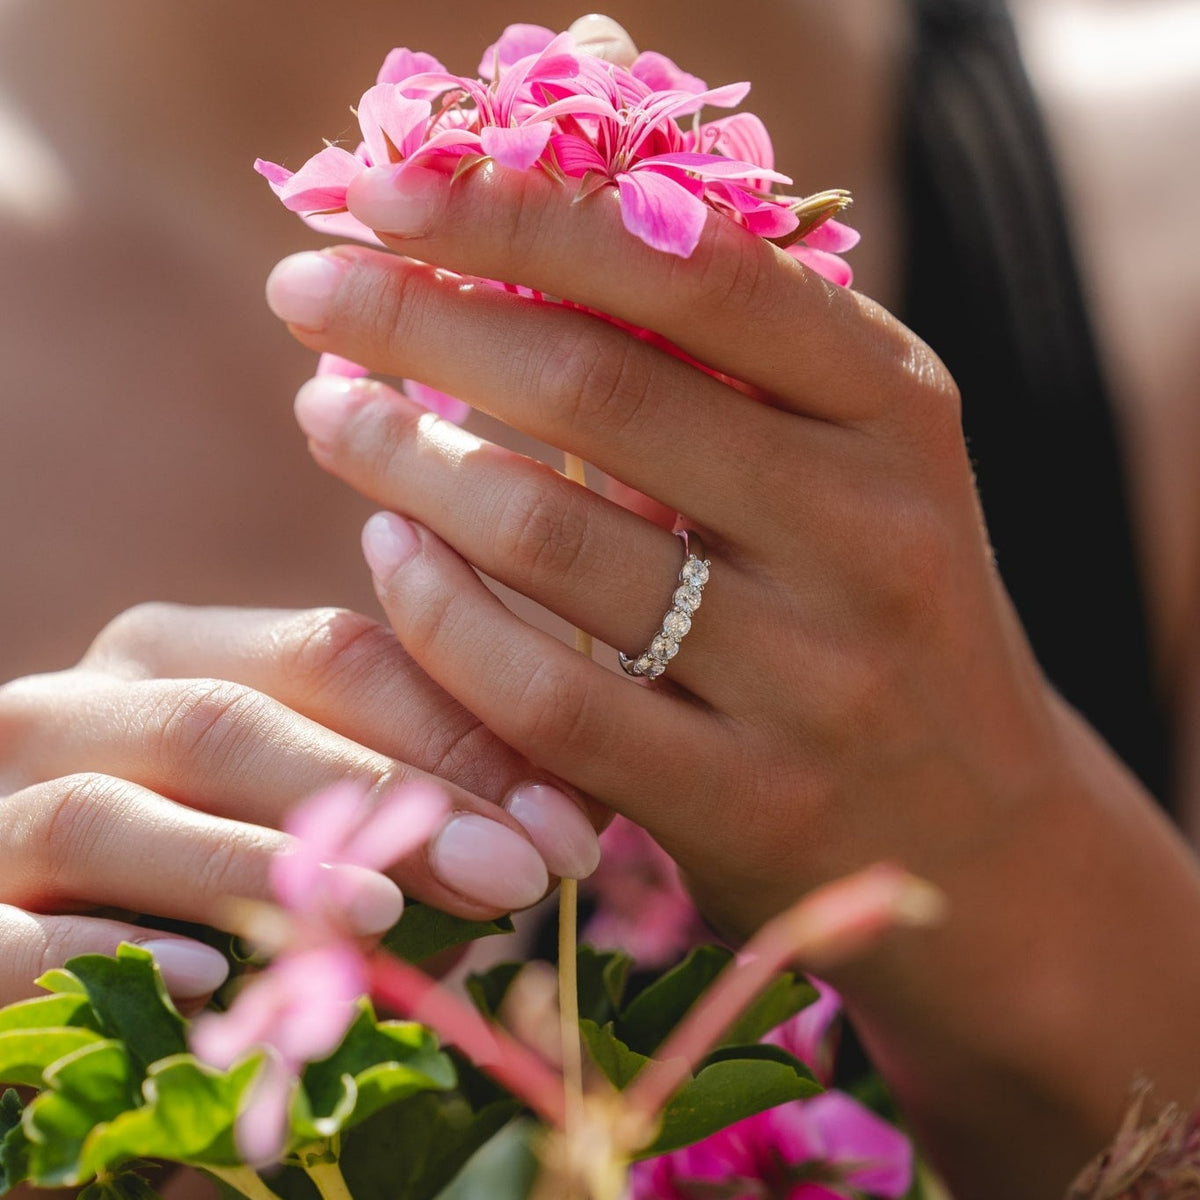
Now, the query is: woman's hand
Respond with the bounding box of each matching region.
[0,603,601,1006]
[263,162,1200,1195]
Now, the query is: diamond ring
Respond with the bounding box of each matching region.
[618,529,710,680]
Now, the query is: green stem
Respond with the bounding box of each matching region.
[304,1160,355,1200]
[205,1167,287,1200]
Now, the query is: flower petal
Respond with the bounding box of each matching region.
[377,47,447,86]
[356,85,432,166]
[316,353,369,379]
[479,122,553,171]
[548,132,609,178]
[787,244,854,288]
[617,170,708,258]
[261,145,361,214]
[631,50,708,95]
[638,151,790,186]
[300,209,383,246]
[235,1051,294,1168]
[342,782,449,871]
[478,23,557,79]
[403,379,471,424]
[801,217,861,254]
[801,1092,913,1196]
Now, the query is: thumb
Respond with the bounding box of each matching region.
[567,14,639,68]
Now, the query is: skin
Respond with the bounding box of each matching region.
[1,1,1199,1195]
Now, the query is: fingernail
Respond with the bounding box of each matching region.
[362,511,420,579]
[295,375,371,446]
[266,251,347,330]
[567,14,638,66]
[504,784,601,880]
[140,939,230,998]
[347,164,448,237]
[320,862,406,935]
[429,814,550,911]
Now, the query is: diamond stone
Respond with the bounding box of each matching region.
[662,609,692,640]
[643,659,666,679]
[673,585,702,613]
[681,558,710,587]
[650,634,679,661]
[635,654,658,675]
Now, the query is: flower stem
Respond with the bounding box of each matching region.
[560,449,590,1197]
[304,1160,355,1200]
[205,1167,286,1200]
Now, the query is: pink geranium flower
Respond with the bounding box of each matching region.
[629,1092,913,1200]
[190,782,447,1165]
[764,980,843,1086]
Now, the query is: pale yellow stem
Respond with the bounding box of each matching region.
[304,1160,355,1200]
[205,1167,286,1200]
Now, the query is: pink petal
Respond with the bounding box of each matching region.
[316,353,369,379]
[764,979,842,1084]
[548,133,608,177]
[342,783,449,871]
[802,217,861,254]
[263,145,361,214]
[706,183,800,239]
[478,23,557,79]
[700,112,776,172]
[787,244,854,288]
[254,158,293,193]
[356,85,432,166]
[479,121,553,171]
[236,1051,294,1167]
[270,784,364,912]
[377,47,447,86]
[631,50,708,95]
[801,1092,913,1196]
[617,170,708,258]
[637,151,790,186]
[403,379,470,424]
[300,209,383,246]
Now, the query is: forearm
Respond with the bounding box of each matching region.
[836,695,1200,1198]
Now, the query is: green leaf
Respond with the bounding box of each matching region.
[646,1052,822,1158]
[579,1020,648,1090]
[81,1054,262,1173]
[574,947,633,1026]
[296,1001,455,1138]
[65,945,187,1073]
[24,1040,138,1186]
[0,993,97,1034]
[616,946,730,1055]
[382,904,513,964]
[77,1170,165,1200]
[434,1120,538,1200]
[464,961,523,1020]
[0,1090,29,1196]
[0,1027,106,1088]
[720,973,819,1048]
[34,968,88,996]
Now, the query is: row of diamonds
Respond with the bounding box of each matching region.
[628,553,710,678]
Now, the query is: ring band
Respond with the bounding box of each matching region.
[618,529,710,680]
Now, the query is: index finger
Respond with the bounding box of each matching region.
[345,160,950,425]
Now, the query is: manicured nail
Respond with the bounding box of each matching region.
[347,164,448,237]
[504,784,601,880]
[320,862,406,935]
[139,939,230,998]
[295,375,370,446]
[429,814,550,910]
[567,14,638,66]
[362,511,420,579]
[266,251,347,330]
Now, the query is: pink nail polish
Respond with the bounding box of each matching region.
[319,862,405,935]
[429,814,550,911]
[266,251,347,330]
[362,512,420,579]
[139,939,230,998]
[347,164,448,237]
[294,375,375,446]
[504,784,601,880]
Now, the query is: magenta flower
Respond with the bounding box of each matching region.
[629,1092,913,1200]
[764,979,843,1086]
[582,815,711,969]
[190,781,447,1164]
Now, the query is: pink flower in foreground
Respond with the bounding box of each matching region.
[190,782,447,1164]
[582,815,711,968]
[630,1092,913,1200]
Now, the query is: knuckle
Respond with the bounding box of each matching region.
[278,608,396,697]
[681,226,776,326]
[188,832,266,904]
[506,657,593,757]
[493,473,588,586]
[534,327,654,441]
[82,601,178,669]
[150,679,267,776]
[419,713,495,788]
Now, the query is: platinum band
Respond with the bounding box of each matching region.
[618,529,710,680]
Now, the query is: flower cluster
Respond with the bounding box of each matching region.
[255,22,858,271]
